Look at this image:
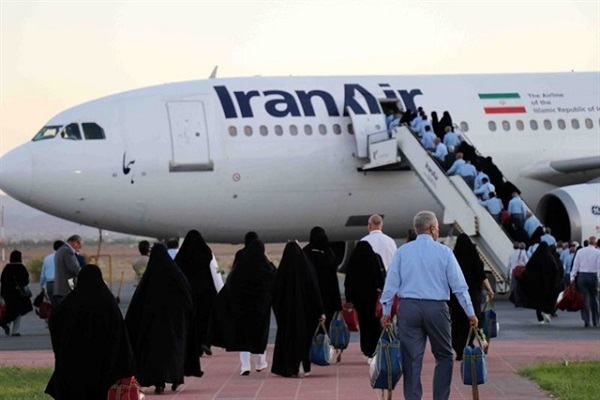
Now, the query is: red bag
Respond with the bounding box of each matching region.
[512,265,525,280]
[342,302,359,332]
[375,293,400,318]
[556,282,585,312]
[107,376,140,400]
[38,300,52,319]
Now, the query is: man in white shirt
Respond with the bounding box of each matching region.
[361,214,397,271]
[570,236,600,327]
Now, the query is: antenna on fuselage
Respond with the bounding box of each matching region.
[209,65,218,79]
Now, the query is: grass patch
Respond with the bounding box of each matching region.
[0,366,53,399]
[520,360,600,400]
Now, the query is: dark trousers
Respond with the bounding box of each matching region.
[577,273,599,326]
[397,299,453,400]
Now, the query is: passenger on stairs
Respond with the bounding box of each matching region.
[524,211,542,239]
[443,146,457,171]
[540,227,557,247]
[479,192,504,222]
[457,159,477,189]
[420,125,437,151]
[429,137,448,164]
[473,177,495,200]
[508,191,527,230]
[473,167,490,191]
[447,151,466,176]
[431,111,443,138]
[442,126,461,149]
[439,111,453,131]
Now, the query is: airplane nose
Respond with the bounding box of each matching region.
[0,145,33,202]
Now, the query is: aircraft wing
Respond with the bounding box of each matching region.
[521,156,600,186]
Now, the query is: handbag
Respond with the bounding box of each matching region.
[107,376,141,400]
[342,302,359,332]
[556,282,585,311]
[369,324,402,399]
[461,327,487,386]
[512,265,525,280]
[375,293,400,319]
[309,321,335,366]
[479,299,497,338]
[16,285,32,298]
[328,311,350,350]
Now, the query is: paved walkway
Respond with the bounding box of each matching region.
[2,338,599,399]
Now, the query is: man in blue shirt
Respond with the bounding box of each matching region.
[508,191,527,230]
[380,211,477,400]
[40,240,64,307]
[479,192,503,222]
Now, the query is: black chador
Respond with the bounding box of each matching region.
[45,265,136,399]
[209,240,275,353]
[126,244,202,393]
[344,241,385,357]
[303,229,342,330]
[271,241,324,377]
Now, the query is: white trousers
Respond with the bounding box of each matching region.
[239,351,268,372]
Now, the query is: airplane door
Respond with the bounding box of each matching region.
[167,101,214,171]
[346,98,386,158]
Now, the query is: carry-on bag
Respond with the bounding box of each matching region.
[309,321,335,366]
[328,311,350,350]
[369,324,402,400]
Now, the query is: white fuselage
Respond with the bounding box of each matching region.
[1,72,598,242]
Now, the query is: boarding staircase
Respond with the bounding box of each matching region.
[360,126,513,293]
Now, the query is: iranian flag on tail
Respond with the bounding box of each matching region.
[479,93,527,114]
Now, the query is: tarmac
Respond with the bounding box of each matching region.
[1,281,599,399]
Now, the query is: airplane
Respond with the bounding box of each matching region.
[1,71,599,283]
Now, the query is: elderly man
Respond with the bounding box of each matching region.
[54,235,83,306]
[570,236,600,328]
[380,211,477,400]
[361,214,397,271]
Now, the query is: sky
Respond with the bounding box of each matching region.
[0,0,598,158]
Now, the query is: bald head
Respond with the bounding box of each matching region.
[368,214,384,232]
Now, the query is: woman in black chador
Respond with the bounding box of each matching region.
[449,234,494,360]
[126,243,202,394]
[209,239,276,375]
[175,229,223,356]
[512,241,561,323]
[344,241,386,358]
[303,228,342,330]
[271,241,325,377]
[45,264,136,399]
[0,250,33,336]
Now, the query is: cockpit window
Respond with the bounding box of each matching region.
[32,125,62,141]
[61,123,82,140]
[82,122,106,140]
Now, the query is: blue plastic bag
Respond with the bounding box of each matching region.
[461,327,487,385]
[479,299,497,338]
[328,312,350,350]
[310,321,334,366]
[369,325,402,391]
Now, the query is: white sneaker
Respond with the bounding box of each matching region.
[542,313,552,323]
[367,357,374,364]
[538,320,547,325]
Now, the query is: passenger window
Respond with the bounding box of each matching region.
[290,125,298,136]
[275,125,283,136]
[488,121,497,132]
[61,123,82,140]
[32,125,62,141]
[585,118,593,129]
[304,125,313,135]
[333,124,342,135]
[502,121,510,131]
[228,126,238,137]
[530,120,538,131]
[557,119,566,130]
[244,126,253,136]
[82,123,106,140]
[319,124,327,135]
[571,119,580,129]
[516,120,524,131]
[259,125,268,136]
[348,124,354,135]
[543,120,552,130]
[460,121,469,132]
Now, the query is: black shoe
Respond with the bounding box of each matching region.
[584,323,590,328]
[154,385,165,394]
[11,333,21,337]
[171,384,180,391]
[241,370,250,376]
[201,344,212,356]
[2,325,9,336]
